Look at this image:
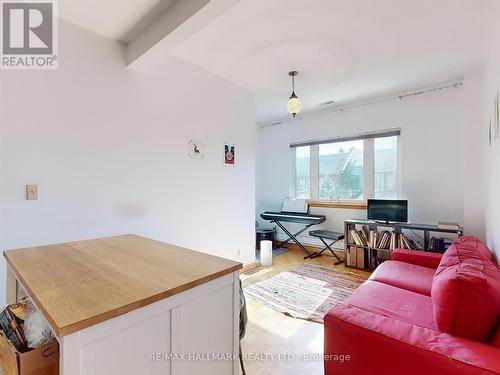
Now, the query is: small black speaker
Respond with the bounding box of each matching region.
[256,229,275,250]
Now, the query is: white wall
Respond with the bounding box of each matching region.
[0,20,256,306]
[256,73,485,246]
[483,0,500,257]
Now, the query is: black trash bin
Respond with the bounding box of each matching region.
[256,228,275,250]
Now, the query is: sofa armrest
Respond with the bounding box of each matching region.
[391,248,442,269]
[324,304,500,375]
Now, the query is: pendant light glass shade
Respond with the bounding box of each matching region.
[287,92,301,118]
[287,71,301,118]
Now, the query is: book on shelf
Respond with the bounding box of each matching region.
[438,222,460,230]
[356,247,365,268]
[346,246,366,268]
[397,233,424,250]
[350,229,368,246]
[359,230,368,246]
[369,230,375,248]
[400,235,408,248]
[346,246,356,266]
[377,230,391,249]
[361,225,370,241]
[390,232,396,250]
[352,231,359,245]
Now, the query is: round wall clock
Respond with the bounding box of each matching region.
[187,140,206,159]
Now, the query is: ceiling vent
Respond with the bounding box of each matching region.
[318,100,336,107]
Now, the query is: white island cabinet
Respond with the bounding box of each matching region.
[4,234,242,375]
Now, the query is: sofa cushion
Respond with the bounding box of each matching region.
[325,303,500,375]
[432,254,500,342]
[370,260,434,296]
[437,237,494,273]
[346,280,436,330]
[391,248,443,269]
[458,236,494,261]
[491,324,500,348]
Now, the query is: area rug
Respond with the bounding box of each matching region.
[244,264,367,323]
[255,246,288,261]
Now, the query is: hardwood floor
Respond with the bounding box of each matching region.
[240,248,370,375]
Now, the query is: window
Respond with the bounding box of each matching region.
[291,131,400,202]
[374,136,398,198]
[294,146,310,199]
[319,140,364,200]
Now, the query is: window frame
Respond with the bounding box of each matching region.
[290,145,312,199]
[290,131,401,205]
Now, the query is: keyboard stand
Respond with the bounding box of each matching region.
[273,220,318,259]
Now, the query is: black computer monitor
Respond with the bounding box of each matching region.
[367,199,408,223]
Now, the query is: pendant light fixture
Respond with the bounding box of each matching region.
[287,71,301,118]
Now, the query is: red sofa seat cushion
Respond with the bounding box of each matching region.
[325,303,500,374]
[346,280,436,330]
[370,260,434,296]
[432,239,500,342]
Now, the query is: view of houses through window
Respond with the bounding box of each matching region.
[292,135,399,201]
[319,140,364,200]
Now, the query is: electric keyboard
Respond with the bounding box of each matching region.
[260,211,326,225]
[260,211,326,258]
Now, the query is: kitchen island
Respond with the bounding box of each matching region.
[4,234,242,375]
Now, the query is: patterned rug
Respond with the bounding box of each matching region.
[244,264,367,323]
[255,246,288,261]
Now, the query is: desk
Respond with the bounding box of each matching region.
[4,234,242,375]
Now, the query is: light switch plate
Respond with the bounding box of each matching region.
[26,185,39,200]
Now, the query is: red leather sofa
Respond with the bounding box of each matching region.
[324,236,500,374]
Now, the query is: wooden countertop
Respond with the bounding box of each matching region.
[4,234,242,337]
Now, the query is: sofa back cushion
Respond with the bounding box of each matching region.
[431,238,500,342]
[436,236,494,273]
[491,324,500,348]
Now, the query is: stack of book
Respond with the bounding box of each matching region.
[346,246,366,269]
[350,229,368,247]
[375,231,395,250]
[349,229,422,251]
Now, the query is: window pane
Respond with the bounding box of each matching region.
[374,136,398,198]
[319,140,364,200]
[295,146,310,199]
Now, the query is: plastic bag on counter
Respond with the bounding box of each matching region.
[24,300,54,349]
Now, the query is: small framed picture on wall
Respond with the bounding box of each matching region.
[224,143,235,166]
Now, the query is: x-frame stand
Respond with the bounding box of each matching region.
[308,237,344,264]
[273,220,320,259]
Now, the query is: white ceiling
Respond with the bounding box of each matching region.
[59,0,177,43]
[58,0,489,124]
[170,0,488,123]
